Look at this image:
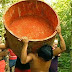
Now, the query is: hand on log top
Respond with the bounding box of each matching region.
[22,37,29,44]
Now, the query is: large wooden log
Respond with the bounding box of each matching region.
[3,0,59,58]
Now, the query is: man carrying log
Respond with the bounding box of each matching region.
[20,25,66,72]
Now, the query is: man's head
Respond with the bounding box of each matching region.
[37,44,53,61]
[53,38,58,48]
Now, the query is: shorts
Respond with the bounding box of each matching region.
[9,59,17,67]
[49,57,58,72]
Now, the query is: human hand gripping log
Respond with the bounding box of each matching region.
[21,37,33,64]
[53,25,66,56]
[21,37,29,44]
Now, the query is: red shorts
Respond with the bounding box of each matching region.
[15,68,31,72]
[0,60,5,72]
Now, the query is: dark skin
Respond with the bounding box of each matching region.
[21,25,66,72]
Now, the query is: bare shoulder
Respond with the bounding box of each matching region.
[28,53,35,57]
[28,53,36,59]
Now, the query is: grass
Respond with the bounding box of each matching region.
[58,52,70,72]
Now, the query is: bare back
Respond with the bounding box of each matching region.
[30,54,52,72]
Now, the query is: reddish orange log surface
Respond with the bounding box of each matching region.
[3,1,59,58]
[9,15,54,40]
[4,1,59,41]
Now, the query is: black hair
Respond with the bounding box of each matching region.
[37,44,53,61]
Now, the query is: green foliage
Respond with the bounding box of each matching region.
[58,52,70,72]
[51,0,71,72]
[51,0,71,51]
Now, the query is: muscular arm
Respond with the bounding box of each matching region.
[21,37,33,64]
[53,26,66,56]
